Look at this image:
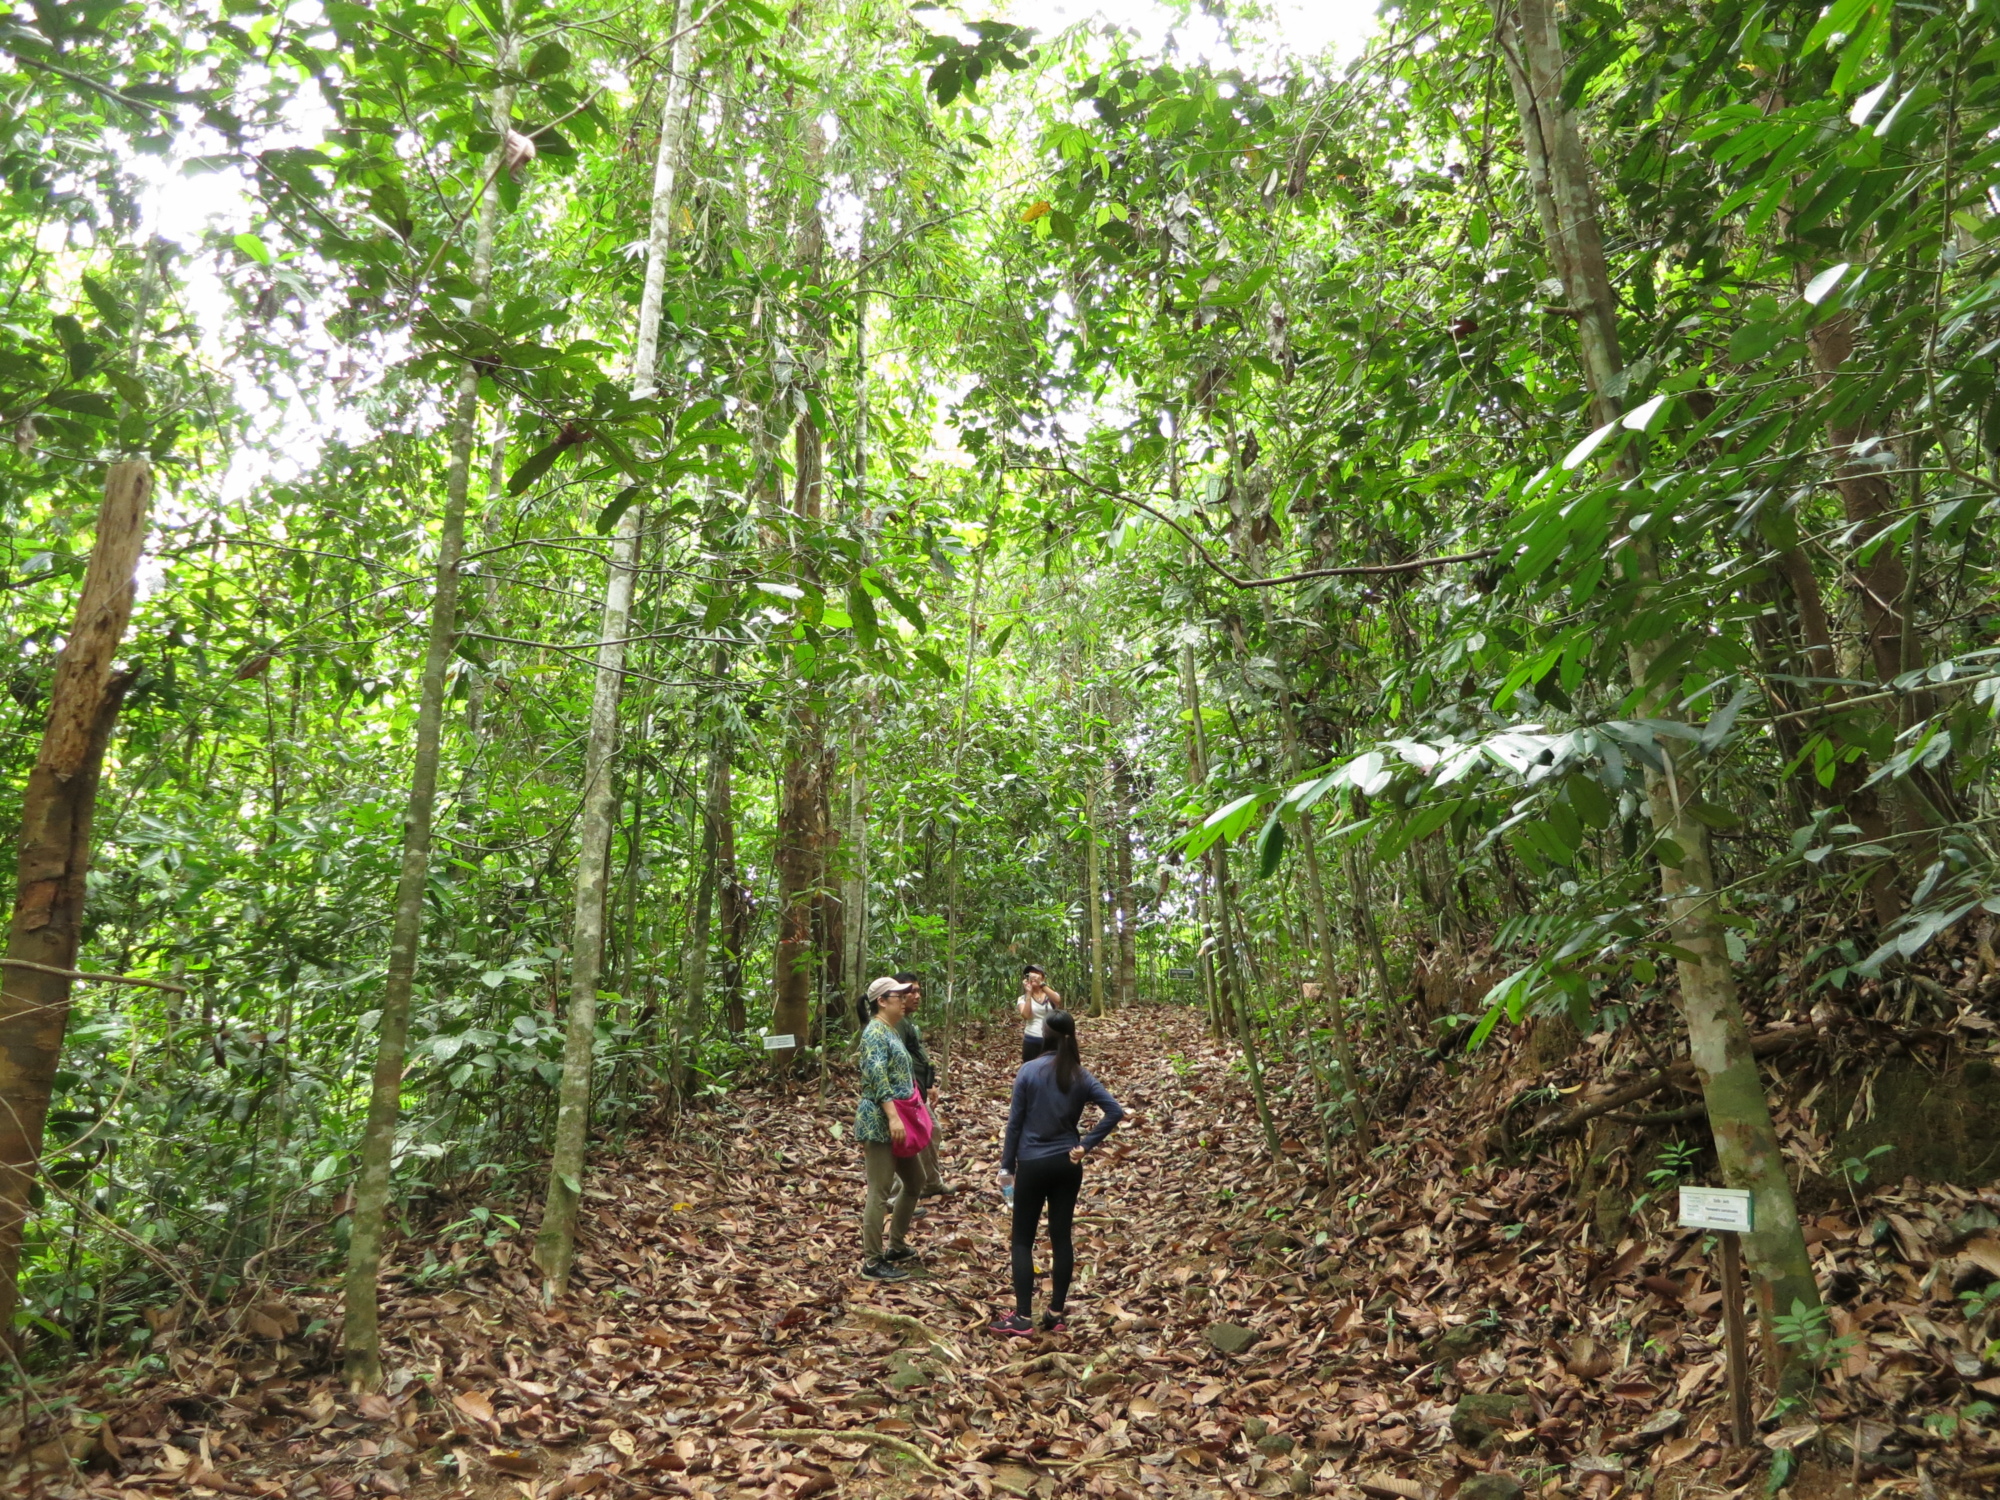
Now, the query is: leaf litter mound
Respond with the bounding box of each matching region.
[7,1004,1998,1500]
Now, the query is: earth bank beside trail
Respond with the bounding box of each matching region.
[6,1004,1995,1500]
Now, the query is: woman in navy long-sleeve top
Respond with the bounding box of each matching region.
[992,1010,1125,1336]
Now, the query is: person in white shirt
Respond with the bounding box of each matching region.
[1016,965,1061,1063]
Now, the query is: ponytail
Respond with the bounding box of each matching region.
[1044,1010,1082,1095]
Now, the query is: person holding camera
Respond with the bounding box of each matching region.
[1016,964,1061,1063]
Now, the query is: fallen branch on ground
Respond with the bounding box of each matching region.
[1606,1103,1708,1127]
[757,1429,943,1474]
[1523,1023,1816,1141]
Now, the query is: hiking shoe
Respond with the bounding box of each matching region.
[918,1184,953,1198]
[989,1312,1034,1337]
[882,1245,920,1264]
[1041,1312,1066,1333]
[860,1258,910,1282]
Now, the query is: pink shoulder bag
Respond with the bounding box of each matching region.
[888,1085,934,1159]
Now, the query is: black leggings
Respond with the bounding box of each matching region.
[1021,1033,1047,1063]
[1010,1154,1083,1317]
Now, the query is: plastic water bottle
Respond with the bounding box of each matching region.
[999,1171,1015,1208]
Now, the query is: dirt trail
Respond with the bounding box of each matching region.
[458,1003,1331,1500]
[21,1002,1994,1500]
[309,1003,1341,1500]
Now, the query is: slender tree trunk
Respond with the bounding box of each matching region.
[773,723,822,1059]
[342,45,516,1387]
[1177,641,1277,1151]
[1085,780,1106,1017]
[533,0,697,1295]
[1502,0,1819,1370]
[0,461,149,1341]
[1213,842,1281,1156]
[815,744,840,1039]
[770,107,829,1068]
[841,718,868,1005]
[716,762,747,1036]
[683,721,728,1069]
[1767,546,1903,923]
[1343,832,1397,1038]
[532,518,641,1292]
[1299,814,1370,1146]
[1115,761,1137,1005]
[1176,640,1224,1040]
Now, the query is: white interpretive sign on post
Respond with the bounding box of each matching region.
[1676,1184,1756,1448]
[762,1034,796,1051]
[1678,1185,1754,1233]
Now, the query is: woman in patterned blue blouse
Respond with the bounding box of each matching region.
[855,976,925,1282]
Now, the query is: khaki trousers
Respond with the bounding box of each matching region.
[862,1142,924,1260]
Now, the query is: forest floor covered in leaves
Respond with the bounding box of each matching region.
[8,1002,1999,1500]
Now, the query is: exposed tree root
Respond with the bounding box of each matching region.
[848,1305,952,1351]
[756,1429,944,1474]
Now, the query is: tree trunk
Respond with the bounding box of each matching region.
[0,460,150,1341]
[1115,762,1137,1005]
[769,106,828,1068]
[1085,780,1106,1017]
[841,719,868,1007]
[1767,546,1903,923]
[342,43,516,1387]
[1177,640,1277,1151]
[773,725,822,1060]
[1177,640,1228,1040]
[532,0,696,1297]
[680,730,726,1089]
[815,743,840,1039]
[1501,0,1820,1371]
[1299,813,1370,1147]
[716,761,747,1036]
[1343,832,1397,1040]
[1212,841,1281,1156]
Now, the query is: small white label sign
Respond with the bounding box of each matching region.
[1679,1186,1754,1233]
[762,1033,796,1051]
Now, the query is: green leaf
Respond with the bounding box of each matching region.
[1376,798,1460,862]
[1803,0,1878,54]
[1255,814,1286,879]
[80,275,128,332]
[45,391,117,419]
[1562,417,1620,469]
[594,486,640,535]
[1728,322,1784,363]
[847,584,879,649]
[507,437,569,495]
[525,41,572,78]
[1566,774,1611,829]
[873,576,926,634]
[1620,392,1670,432]
[1203,792,1268,842]
[1684,799,1743,831]
[233,233,272,265]
[1801,262,1851,306]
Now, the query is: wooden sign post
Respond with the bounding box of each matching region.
[1679,1186,1755,1448]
